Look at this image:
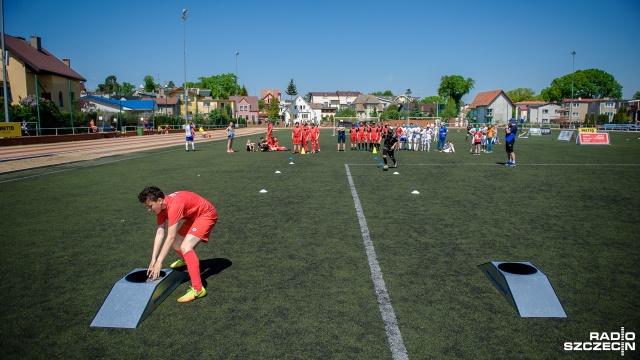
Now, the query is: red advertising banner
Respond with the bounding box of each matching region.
[577,133,610,145]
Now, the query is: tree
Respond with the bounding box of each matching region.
[409,100,422,118]
[304,92,312,102]
[121,82,135,96]
[268,98,279,120]
[370,107,378,119]
[506,88,540,103]
[370,90,394,96]
[195,73,238,99]
[241,85,248,96]
[167,80,175,88]
[420,95,444,104]
[143,75,156,92]
[632,91,640,100]
[380,104,400,121]
[258,99,266,113]
[613,106,630,123]
[98,75,119,93]
[540,69,623,102]
[437,75,475,112]
[286,79,298,100]
[335,107,356,118]
[440,98,459,119]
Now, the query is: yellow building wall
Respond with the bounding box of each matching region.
[2,53,81,111]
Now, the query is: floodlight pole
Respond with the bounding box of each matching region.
[235,51,239,121]
[1,0,9,122]
[570,51,576,128]
[183,9,188,127]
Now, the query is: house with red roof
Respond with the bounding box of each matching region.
[2,35,85,112]
[468,90,514,125]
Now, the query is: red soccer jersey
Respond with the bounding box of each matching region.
[292,126,302,141]
[156,191,217,227]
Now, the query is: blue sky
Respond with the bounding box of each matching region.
[6,0,640,103]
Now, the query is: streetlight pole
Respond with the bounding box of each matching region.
[182,9,188,127]
[570,50,576,128]
[1,0,9,122]
[235,51,239,121]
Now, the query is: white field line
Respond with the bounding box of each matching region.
[345,164,409,360]
[347,163,640,166]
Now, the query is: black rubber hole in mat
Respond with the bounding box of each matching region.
[497,263,538,275]
[125,270,166,282]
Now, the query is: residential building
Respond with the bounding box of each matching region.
[260,89,281,107]
[282,96,321,125]
[237,96,259,124]
[515,102,563,124]
[559,98,624,124]
[310,91,361,109]
[2,34,85,112]
[628,100,640,124]
[351,94,383,120]
[468,90,514,125]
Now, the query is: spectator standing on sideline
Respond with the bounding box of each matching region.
[225,121,235,153]
[185,121,195,152]
[486,125,494,153]
[437,122,448,151]
[505,119,517,166]
[336,120,346,151]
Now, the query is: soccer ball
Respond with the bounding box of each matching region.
[382,165,389,171]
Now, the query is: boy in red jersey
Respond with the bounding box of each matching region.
[139,186,218,303]
[291,122,302,153]
[310,123,320,153]
[302,122,310,153]
[357,122,366,151]
[349,123,357,150]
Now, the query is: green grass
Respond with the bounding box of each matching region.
[1,129,639,359]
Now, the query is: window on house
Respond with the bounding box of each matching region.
[572,112,579,117]
[573,103,579,108]
[605,102,614,107]
[251,115,255,121]
[41,92,51,101]
[204,102,210,107]
[58,91,63,106]
[487,109,493,116]
[543,109,549,114]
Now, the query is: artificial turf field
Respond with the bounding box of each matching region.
[0,129,638,359]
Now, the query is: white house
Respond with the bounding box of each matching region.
[468,90,514,125]
[516,102,563,124]
[310,91,361,109]
[280,96,322,125]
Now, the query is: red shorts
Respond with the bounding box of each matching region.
[293,137,301,145]
[177,212,218,242]
[350,133,356,142]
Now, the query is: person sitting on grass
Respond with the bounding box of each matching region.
[246,139,255,152]
[258,137,270,152]
[138,186,218,303]
[271,137,289,151]
[442,140,455,153]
